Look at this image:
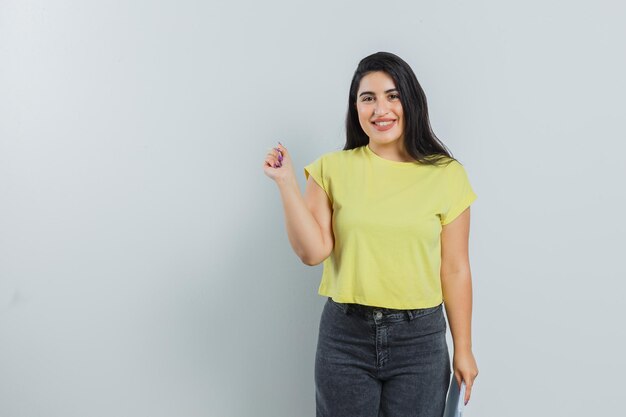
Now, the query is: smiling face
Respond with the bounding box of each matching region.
[355,71,405,146]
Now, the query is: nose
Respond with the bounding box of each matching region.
[374,100,390,115]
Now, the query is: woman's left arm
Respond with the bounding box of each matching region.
[440,206,479,406]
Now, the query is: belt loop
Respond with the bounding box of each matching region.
[406,309,415,321]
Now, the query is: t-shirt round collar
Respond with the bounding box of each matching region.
[365,143,418,167]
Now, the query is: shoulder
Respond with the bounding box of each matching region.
[424,156,471,187]
[439,157,468,176]
[439,157,475,195]
[315,148,354,165]
[324,148,351,159]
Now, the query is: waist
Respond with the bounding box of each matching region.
[329,297,443,320]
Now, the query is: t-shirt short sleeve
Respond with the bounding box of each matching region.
[440,160,477,225]
[304,155,333,204]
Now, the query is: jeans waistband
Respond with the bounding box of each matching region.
[329,297,442,321]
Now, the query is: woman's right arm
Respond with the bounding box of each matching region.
[276,175,334,266]
[264,143,334,265]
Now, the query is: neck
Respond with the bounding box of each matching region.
[369,140,413,162]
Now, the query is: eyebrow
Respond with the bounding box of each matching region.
[358,88,398,97]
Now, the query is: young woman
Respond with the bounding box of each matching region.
[263,51,479,417]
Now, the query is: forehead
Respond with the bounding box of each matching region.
[357,71,397,93]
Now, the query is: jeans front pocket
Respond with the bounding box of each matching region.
[327,297,349,314]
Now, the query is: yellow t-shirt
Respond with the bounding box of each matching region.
[303,144,477,309]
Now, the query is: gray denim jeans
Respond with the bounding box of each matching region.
[315,297,451,417]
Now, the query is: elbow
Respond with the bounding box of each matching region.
[300,249,332,266]
[301,255,322,266]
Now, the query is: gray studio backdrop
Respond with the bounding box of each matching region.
[1,0,625,416]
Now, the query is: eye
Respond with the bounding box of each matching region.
[362,96,373,102]
[389,94,400,100]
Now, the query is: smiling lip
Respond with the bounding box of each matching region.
[372,119,396,132]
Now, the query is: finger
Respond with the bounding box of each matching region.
[455,372,463,390]
[267,148,283,165]
[273,148,283,165]
[464,380,473,405]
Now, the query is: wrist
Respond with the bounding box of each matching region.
[453,342,473,353]
[276,176,298,190]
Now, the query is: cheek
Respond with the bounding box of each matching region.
[357,109,370,125]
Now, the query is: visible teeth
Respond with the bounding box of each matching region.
[375,121,394,126]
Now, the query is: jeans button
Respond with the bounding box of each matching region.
[375,311,382,319]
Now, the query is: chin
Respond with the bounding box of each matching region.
[371,133,401,142]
